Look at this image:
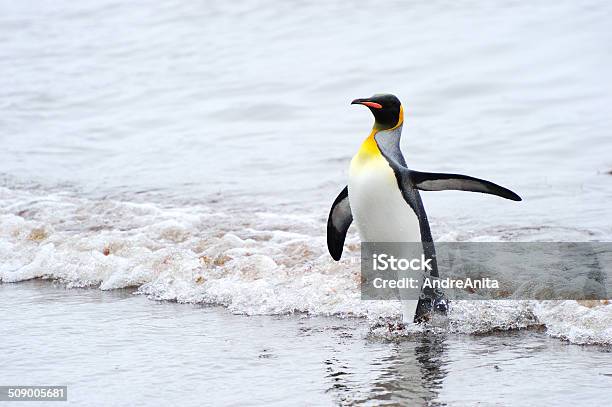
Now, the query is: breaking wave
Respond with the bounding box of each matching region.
[0,186,610,345]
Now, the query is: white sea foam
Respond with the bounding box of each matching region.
[533,301,612,345]
[0,186,610,345]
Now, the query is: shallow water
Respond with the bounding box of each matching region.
[2,281,611,406]
[1,0,612,404]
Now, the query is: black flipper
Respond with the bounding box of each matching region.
[327,186,353,261]
[409,170,522,201]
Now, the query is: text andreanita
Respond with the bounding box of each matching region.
[371,277,500,290]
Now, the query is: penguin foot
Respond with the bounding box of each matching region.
[433,297,449,314]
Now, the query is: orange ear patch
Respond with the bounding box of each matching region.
[361,101,382,109]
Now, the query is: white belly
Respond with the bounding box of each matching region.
[348,154,421,243]
[349,152,421,323]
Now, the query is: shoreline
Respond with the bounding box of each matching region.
[2,280,610,406]
[3,278,610,348]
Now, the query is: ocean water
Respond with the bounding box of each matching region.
[2,281,611,406]
[1,0,611,404]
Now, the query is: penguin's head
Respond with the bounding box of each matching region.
[351,94,403,130]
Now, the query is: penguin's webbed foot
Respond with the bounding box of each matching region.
[433,297,449,314]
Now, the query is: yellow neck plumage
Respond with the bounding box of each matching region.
[357,105,404,158]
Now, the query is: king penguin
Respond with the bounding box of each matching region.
[327,94,521,324]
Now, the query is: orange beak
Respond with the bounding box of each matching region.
[351,98,382,109]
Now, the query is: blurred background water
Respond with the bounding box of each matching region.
[1,0,611,405]
[1,0,611,230]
